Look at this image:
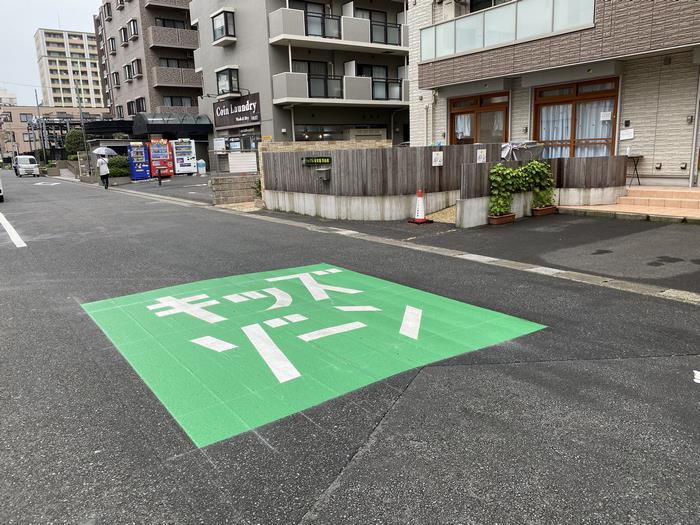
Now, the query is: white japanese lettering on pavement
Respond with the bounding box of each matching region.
[147,295,227,324]
[266,270,362,301]
[191,336,237,353]
[399,306,423,340]
[241,323,301,383]
[298,322,367,342]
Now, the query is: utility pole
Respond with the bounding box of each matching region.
[34,89,48,164]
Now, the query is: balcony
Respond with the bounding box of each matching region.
[144,0,190,10]
[151,67,202,88]
[269,8,408,55]
[155,105,199,115]
[420,0,595,61]
[146,26,198,50]
[272,72,408,107]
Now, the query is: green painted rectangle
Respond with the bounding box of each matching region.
[82,264,545,448]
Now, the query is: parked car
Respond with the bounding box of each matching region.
[13,155,40,177]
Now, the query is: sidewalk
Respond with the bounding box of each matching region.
[252,210,700,294]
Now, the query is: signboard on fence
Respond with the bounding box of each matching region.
[432,151,444,167]
[302,156,332,167]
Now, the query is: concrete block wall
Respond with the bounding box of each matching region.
[210,175,259,205]
[620,51,699,182]
[510,79,531,143]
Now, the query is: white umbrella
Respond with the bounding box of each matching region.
[93,147,118,156]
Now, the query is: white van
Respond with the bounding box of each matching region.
[13,155,40,177]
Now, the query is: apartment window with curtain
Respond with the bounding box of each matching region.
[534,78,618,159]
[132,58,142,77]
[212,11,235,41]
[156,18,186,29]
[216,69,239,95]
[449,93,509,145]
[126,101,136,115]
[119,27,129,45]
[135,97,146,113]
[123,64,133,81]
[128,19,139,39]
[111,71,120,86]
[116,105,124,118]
[163,96,193,107]
[107,38,116,53]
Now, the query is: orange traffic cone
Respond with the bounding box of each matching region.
[408,189,433,224]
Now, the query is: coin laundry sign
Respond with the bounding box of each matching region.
[82,264,544,447]
[213,92,261,128]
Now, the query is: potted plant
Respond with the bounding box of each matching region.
[488,164,516,225]
[523,160,557,216]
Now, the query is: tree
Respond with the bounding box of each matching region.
[64,129,85,157]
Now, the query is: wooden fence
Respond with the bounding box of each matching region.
[263,144,502,197]
[461,156,628,199]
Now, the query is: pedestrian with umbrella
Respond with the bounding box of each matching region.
[93,147,118,190]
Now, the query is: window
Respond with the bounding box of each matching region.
[112,71,120,86]
[108,38,116,53]
[159,57,195,68]
[212,11,235,41]
[19,113,33,123]
[119,27,129,45]
[116,105,124,118]
[126,101,136,115]
[116,0,125,9]
[470,0,512,13]
[103,2,112,20]
[123,64,133,81]
[156,18,186,29]
[534,78,618,158]
[449,93,509,145]
[216,68,239,95]
[135,97,146,113]
[128,19,139,39]
[355,8,398,45]
[132,58,143,77]
[163,96,193,107]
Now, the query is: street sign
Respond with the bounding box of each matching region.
[302,156,332,167]
[82,264,544,447]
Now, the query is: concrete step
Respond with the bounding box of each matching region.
[213,195,256,205]
[617,196,700,209]
[626,187,700,200]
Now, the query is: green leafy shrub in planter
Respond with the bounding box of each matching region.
[520,160,555,208]
[107,155,130,178]
[488,164,517,217]
[67,154,79,161]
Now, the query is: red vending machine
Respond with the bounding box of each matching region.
[148,139,174,179]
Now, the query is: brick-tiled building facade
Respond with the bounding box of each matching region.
[94,0,202,119]
[410,0,700,186]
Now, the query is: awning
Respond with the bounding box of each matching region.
[83,119,133,136]
[133,113,213,137]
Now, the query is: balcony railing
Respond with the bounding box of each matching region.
[420,0,595,61]
[309,75,343,99]
[268,8,408,50]
[151,66,202,88]
[144,0,190,9]
[371,78,402,101]
[305,12,341,39]
[146,26,199,50]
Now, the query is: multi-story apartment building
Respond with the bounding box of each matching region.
[94,0,203,119]
[188,0,410,149]
[412,0,700,186]
[35,29,104,108]
[0,89,17,106]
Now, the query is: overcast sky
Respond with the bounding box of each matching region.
[0,0,102,106]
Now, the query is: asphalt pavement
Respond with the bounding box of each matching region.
[1,170,698,524]
[121,173,212,203]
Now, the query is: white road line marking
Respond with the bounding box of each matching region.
[284,314,308,323]
[313,270,329,275]
[191,336,237,353]
[326,268,342,273]
[335,306,382,312]
[526,266,565,276]
[242,323,301,383]
[263,288,293,310]
[0,212,27,248]
[694,370,700,384]
[298,322,367,342]
[264,318,288,328]
[148,295,226,324]
[458,253,499,263]
[399,306,423,340]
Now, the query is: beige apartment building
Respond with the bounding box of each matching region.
[94,0,202,119]
[35,29,104,108]
[411,0,700,186]
[0,89,17,106]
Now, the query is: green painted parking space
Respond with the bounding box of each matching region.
[82,264,545,448]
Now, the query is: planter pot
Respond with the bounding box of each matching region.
[532,205,557,217]
[488,213,516,225]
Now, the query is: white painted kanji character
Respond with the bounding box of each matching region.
[266,268,362,301]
